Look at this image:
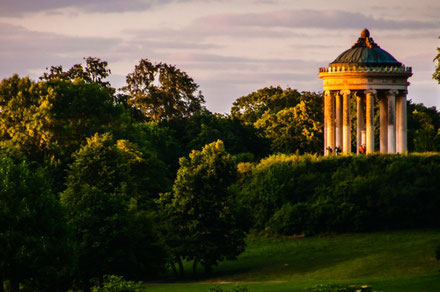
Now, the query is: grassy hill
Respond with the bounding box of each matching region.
[145,230,440,291]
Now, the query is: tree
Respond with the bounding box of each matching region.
[0,75,122,163]
[231,87,323,154]
[61,133,166,289]
[407,101,440,152]
[0,156,71,291]
[433,36,440,84]
[122,59,205,121]
[158,140,247,275]
[40,57,112,89]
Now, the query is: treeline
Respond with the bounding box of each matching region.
[1,56,440,291]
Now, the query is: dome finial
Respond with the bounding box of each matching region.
[361,28,370,38]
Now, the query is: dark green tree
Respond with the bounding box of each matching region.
[61,133,166,289]
[40,57,112,89]
[433,36,440,84]
[159,140,247,275]
[0,76,122,163]
[0,157,71,292]
[166,110,269,160]
[122,59,205,121]
[407,101,440,152]
[231,87,323,154]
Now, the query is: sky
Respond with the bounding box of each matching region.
[0,0,439,113]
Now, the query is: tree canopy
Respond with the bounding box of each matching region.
[159,140,247,275]
[433,37,440,84]
[61,133,166,289]
[122,59,205,122]
[231,87,323,154]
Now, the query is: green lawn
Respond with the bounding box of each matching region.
[145,230,440,291]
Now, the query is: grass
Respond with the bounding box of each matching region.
[145,230,440,291]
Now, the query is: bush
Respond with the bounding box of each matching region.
[309,284,373,292]
[92,275,144,292]
[208,285,249,292]
[237,153,440,235]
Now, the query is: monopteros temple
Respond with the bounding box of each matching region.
[319,29,412,155]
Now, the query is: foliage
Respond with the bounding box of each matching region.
[91,275,145,292]
[308,284,373,292]
[433,36,440,84]
[61,133,166,288]
[40,57,113,89]
[116,121,181,184]
[0,156,71,291]
[231,87,323,154]
[407,101,440,152]
[0,75,122,163]
[237,154,440,235]
[166,110,269,159]
[159,140,247,275]
[208,285,249,292]
[122,58,205,121]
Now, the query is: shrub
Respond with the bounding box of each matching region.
[237,153,440,235]
[92,275,144,292]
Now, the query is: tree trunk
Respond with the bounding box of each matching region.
[98,274,104,288]
[192,259,199,276]
[170,262,178,278]
[204,264,212,275]
[9,279,18,292]
[177,256,184,277]
[0,272,4,292]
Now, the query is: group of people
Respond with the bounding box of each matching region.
[326,146,342,155]
[326,145,367,155]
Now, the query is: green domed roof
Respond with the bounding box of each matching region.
[331,29,402,67]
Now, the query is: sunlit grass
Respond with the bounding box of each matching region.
[146,230,440,291]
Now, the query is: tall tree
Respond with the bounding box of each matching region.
[0,157,70,292]
[40,57,112,89]
[0,75,121,162]
[433,36,440,84]
[159,140,247,275]
[122,59,205,121]
[231,87,323,154]
[61,133,166,289]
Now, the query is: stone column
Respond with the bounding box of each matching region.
[379,95,388,153]
[324,92,328,155]
[397,91,407,153]
[341,89,351,153]
[365,89,376,153]
[335,93,343,150]
[324,91,335,155]
[356,94,365,154]
[387,90,398,153]
[396,93,401,152]
[328,91,336,154]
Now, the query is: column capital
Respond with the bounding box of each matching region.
[387,89,399,97]
[399,90,408,96]
[324,90,331,97]
[340,89,351,96]
[365,89,377,95]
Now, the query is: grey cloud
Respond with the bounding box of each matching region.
[125,26,302,42]
[196,10,439,30]
[0,23,121,79]
[0,0,188,16]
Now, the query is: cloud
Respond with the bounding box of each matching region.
[0,0,190,16]
[196,9,439,30]
[0,23,121,78]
